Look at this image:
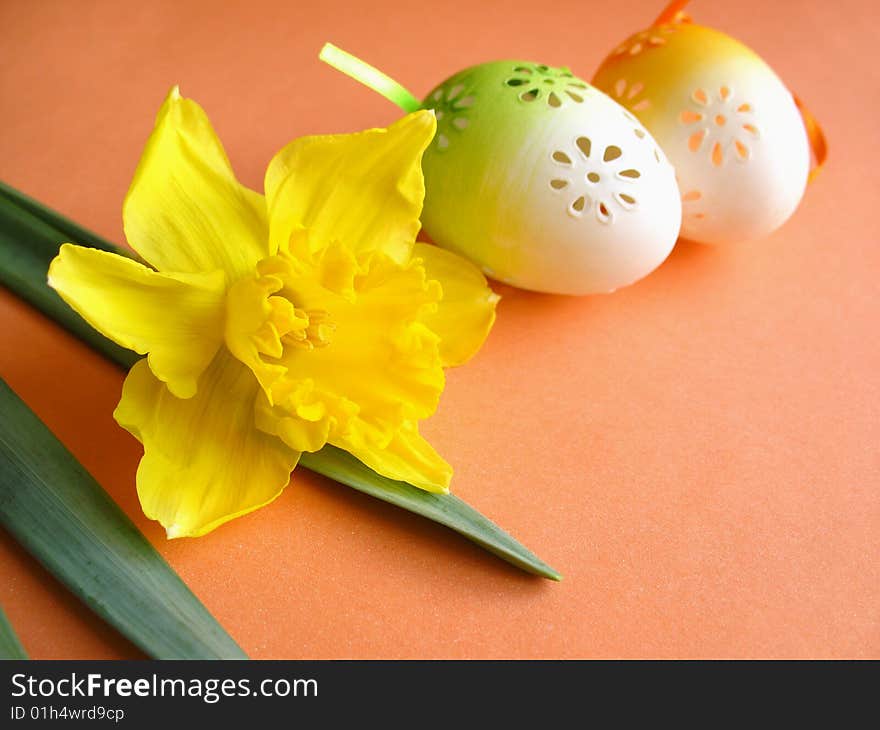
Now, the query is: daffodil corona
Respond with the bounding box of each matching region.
[49,87,498,538]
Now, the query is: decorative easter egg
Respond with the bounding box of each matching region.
[416,61,682,295]
[592,13,811,245]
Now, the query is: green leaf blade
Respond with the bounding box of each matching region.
[302,447,561,580]
[0,180,121,256]
[0,378,247,659]
[0,194,137,370]
[0,606,28,659]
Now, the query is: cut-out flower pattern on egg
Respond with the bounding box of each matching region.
[505,64,590,108]
[427,81,476,151]
[681,189,706,221]
[680,85,760,167]
[612,78,651,112]
[549,137,642,224]
[611,24,677,58]
[619,108,662,163]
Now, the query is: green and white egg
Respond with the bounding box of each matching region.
[417,61,682,295]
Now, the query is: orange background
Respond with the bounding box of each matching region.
[1,0,877,658]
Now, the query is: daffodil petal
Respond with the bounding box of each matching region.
[114,354,300,538]
[123,86,268,278]
[48,244,226,398]
[414,243,500,367]
[334,419,452,493]
[264,110,436,264]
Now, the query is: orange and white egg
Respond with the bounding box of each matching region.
[592,19,810,245]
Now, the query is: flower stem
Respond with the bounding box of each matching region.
[319,43,422,113]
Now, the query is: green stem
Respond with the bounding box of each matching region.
[319,43,422,113]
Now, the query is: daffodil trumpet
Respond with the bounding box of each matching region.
[41,87,504,545]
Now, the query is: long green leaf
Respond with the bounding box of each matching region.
[0,606,28,659]
[301,447,560,578]
[0,192,135,369]
[0,180,121,254]
[0,378,247,658]
[0,181,560,580]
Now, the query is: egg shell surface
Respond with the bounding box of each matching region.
[419,60,682,295]
[592,22,810,245]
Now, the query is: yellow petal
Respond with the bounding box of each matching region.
[334,419,452,493]
[123,86,268,278]
[48,244,226,398]
[414,243,499,367]
[264,110,436,264]
[114,354,300,538]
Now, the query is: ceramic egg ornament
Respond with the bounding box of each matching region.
[320,45,682,295]
[592,2,814,245]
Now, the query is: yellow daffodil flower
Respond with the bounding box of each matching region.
[48,87,498,538]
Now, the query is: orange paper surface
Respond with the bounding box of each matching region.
[0,0,877,658]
